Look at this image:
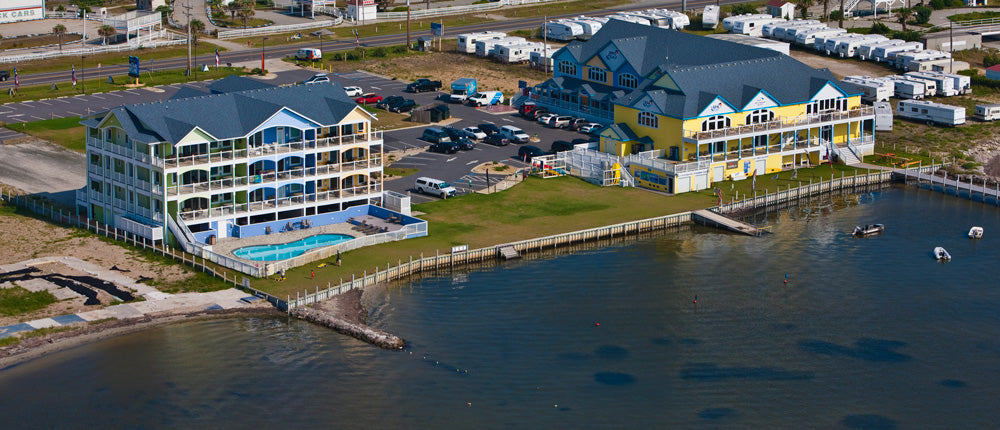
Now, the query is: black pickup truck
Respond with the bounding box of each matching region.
[405,78,442,93]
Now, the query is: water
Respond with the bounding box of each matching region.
[232,233,353,261]
[2,185,1000,429]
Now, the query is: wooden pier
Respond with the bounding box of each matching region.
[693,209,761,236]
[894,167,1000,206]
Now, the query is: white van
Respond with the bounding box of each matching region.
[467,91,504,106]
[295,48,322,61]
[500,125,530,143]
[414,177,457,198]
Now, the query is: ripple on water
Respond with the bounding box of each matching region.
[593,372,636,386]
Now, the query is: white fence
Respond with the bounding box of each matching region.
[216,18,343,39]
[377,0,556,20]
[0,34,185,64]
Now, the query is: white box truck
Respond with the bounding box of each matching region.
[896,100,965,126]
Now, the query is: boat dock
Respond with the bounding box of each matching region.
[895,167,1000,206]
[693,209,761,236]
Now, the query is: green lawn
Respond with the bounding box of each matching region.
[0,286,56,316]
[5,117,86,152]
[5,43,228,76]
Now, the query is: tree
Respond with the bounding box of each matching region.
[98,25,116,45]
[227,1,240,21]
[897,7,912,32]
[823,0,830,21]
[838,0,845,27]
[53,24,67,52]
[155,5,171,25]
[374,0,392,11]
[237,0,256,29]
[190,19,205,44]
[796,0,814,19]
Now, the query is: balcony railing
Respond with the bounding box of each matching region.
[160,131,384,169]
[683,107,875,142]
[166,157,382,197]
[688,137,828,163]
[176,183,382,222]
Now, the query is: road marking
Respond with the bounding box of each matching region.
[67,111,81,116]
[31,115,46,121]
[36,101,51,105]
[124,90,140,95]
[106,92,123,97]
[501,118,513,122]
[91,94,105,99]
[8,114,23,117]
[370,86,381,90]
[465,160,479,165]
[446,157,457,162]
[56,99,71,103]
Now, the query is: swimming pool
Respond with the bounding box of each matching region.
[233,234,353,261]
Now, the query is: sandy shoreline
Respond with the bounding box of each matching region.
[0,305,281,370]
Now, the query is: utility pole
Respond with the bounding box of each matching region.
[182,2,193,77]
[406,0,411,50]
[949,21,954,73]
[543,16,549,75]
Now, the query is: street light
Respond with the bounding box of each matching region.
[261,37,269,72]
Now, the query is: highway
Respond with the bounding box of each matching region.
[10,0,742,89]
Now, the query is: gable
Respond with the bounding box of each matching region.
[250,108,321,135]
[98,112,124,129]
[743,91,779,111]
[552,47,577,63]
[633,94,664,115]
[176,127,215,147]
[699,96,736,117]
[653,72,681,92]
[586,55,609,69]
[343,106,375,123]
[811,82,847,100]
[598,41,627,71]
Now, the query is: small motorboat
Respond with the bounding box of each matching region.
[968,226,984,239]
[853,224,885,237]
[934,247,952,261]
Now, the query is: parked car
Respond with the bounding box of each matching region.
[462,126,487,140]
[355,93,383,104]
[550,140,575,153]
[483,134,510,146]
[579,123,604,134]
[478,123,501,136]
[406,78,443,93]
[442,127,465,142]
[295,48,322,61]
[344,86,363,97]
[428,141,460,154]
[302,74,330,85]
[537,113,558,125]
[0,71,9,81]
[421,127,451,143]
[454,137,476,150]
[415,177,457,198]
[376,96,404,110]
[531,109,551,120]
[568,118,589,130]
[389,99,417,113]
[519,103,542,118]
[500,125,531,143]
[549,115,573,128]
[517,145,551,161]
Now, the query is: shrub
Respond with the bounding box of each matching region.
[371,46,388,57]
[928,0,947,9]
[829,10,844,21]
[391,45,408,54]
[729,3,758,15]
[914,6,932,24]
[984,50,1000,68]
[871,21,891,34]
[391,6,408,11]
[891,30,922,41]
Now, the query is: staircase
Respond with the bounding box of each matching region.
[835,146,862,166]
[498,245,520,260]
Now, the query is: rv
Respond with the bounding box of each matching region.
[702,5,720,29]
[608,13,651,26]
[921,71,971,95]
[871,41,923,63]
[841,76,893,103]
[722,14,772,32]
[813,33,844,51]
[896,100,965,126]
[573,17,608,40]
[732,16,783,37]
[874,102,893,131]
[974,103,1000,121]
[456,31,506,54]
[529,50,553,70]
[795,27,846,47]
[834,34,888,58]
[856,39,904,62]
[895,50,950,70]
[905,71,958,97]
[882,76,927,99]
[647,9,690,29]
[782,23,828,43]
[496,42,548,64]
[475,36,526,57]
[763,20,821,41]
[545,20,584,42]
[618,11,673,28]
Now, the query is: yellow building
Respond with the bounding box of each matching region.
[531,20,875,194]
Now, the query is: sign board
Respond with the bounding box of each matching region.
[431,22,443,36]
[128,56,139,78]
[451,244,468,253]
[518,80,527,89]
[0,0,44,24]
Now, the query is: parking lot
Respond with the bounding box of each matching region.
[322,71,598,204]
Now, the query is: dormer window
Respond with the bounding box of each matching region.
[702,115,730,131]
[618,73,637,89]
[745,109,774,124]
[588,67,607,83]
[638,111,658,129]
[807,98,847,114]
[558,61,577,76]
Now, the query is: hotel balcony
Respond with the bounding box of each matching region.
[176,183,383,222]
[165,156,383,197]
[682,107,875,144]
[156,131,383,169]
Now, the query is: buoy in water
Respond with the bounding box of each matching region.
[693,295,698,304]
[595,322,600,327]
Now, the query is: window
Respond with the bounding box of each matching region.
[618,73,637,89]
[588,67,607,83]
[638,111,658,129]
[745,109,774,125]
[702,115,731,131]
[558,61,577,76]
[807,98,847,114]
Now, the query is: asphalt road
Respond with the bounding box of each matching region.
[4,0,745,90]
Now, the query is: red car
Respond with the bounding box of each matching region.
[355,93,383,104]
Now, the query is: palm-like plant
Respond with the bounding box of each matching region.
[98,25,116,45]
[238,0,256,29]
[897,7,912,32]
[796,0,814,19]
[53,24,67,52]
[190,19,205,44]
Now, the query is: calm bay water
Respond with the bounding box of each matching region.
[2,185,999,429]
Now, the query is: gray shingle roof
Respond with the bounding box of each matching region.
[91,82,362,144]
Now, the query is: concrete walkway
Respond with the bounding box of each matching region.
[0,256,265,339]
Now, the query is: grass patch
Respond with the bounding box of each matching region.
[2,33,84,50]
[385,167,419,177]
[5,117,85,152]
[0,286,57,316]
[0,325,76,347]
[948,11,1000,22]
[4,43,228,76]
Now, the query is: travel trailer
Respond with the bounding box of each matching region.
[856,39,904,62]
[702,5,719,29]
[905,71,958,97]
[896,100,965,126]
[475,36,526,57]
[647,9,690,29]
[495,42,549,64]
[882,76,927,99]
[834,34,888,58]
[456,31,506,54]
[573,17,608,40]
[841,76,894,103]
[781,22,828,43]
[722,14,772,32]
[895,50,950,70]
[732,16,783,37]
[871,41,923,63]
[974,103,1000,121]
[795,27,846,47]
[545,20,584,42]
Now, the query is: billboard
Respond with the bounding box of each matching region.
[128,56,139,78]
[0,0,45,24]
